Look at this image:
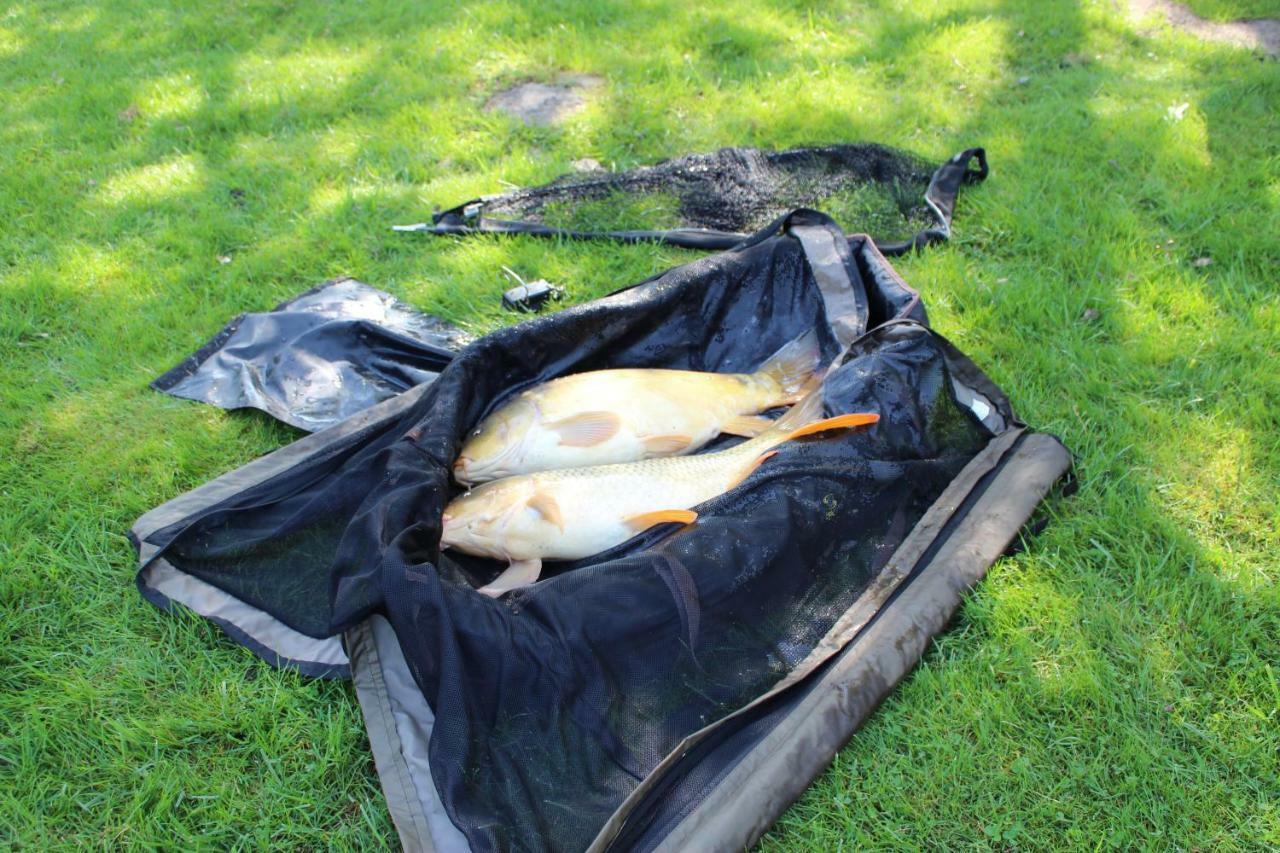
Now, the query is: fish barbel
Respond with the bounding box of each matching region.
[441,392,878,597]
[452,330,821,485]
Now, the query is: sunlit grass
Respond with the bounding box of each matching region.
[1,0,1277,847]
[1182,0,1279,21]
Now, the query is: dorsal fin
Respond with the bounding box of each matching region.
[755,329,821,397]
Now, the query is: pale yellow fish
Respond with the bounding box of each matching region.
[440,392,879,597]
[452,330,821,486]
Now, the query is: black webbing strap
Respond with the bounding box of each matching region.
[395,147,988,256]
[397,217,755,251]
[872,146,988,256]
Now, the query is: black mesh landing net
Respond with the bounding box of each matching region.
[401,143,988,254]
[139,212,1013,852]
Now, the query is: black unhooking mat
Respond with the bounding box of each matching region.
[131,211,1071,852]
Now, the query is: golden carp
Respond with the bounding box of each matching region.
[440,392,878,597]
[452,330,822,486]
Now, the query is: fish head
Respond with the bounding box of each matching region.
[440,478,552,560]
[454,396,540,485]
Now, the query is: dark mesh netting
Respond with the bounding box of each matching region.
[408,144,988,254]
[475,145,933,236]
[139,213,1010,852]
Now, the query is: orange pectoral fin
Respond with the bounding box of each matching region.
[729,449,778,489]
[642,433,693,455]
[625,509,698,532]
[526,492,564,531]
[547,411,621,447]
[785,412,879,441]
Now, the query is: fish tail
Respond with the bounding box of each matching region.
[756,329,821,400]
[765,387,825,436]
[753,386,879,450]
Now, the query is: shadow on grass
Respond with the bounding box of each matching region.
[762,0,1278,848]
[1,0,1276,847]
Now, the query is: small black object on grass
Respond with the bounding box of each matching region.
[501,266,562,312]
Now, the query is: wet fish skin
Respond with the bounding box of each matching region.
[440,392,878,597]
[453,330,821,485]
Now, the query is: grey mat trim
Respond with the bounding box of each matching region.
[651,432,1072,852]
[131,379,438,672]
[132,378,436,544]
[139,559,348,674]
[586,428,1030,852]
[792,223,868,345]
[348,616,470,853]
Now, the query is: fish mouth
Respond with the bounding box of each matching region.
[453,437,524,485]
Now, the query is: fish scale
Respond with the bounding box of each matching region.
[453,329,822,484]
[440,392,878,596]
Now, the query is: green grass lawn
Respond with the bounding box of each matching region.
[2,0,1276,847]
[1182,0,1280,22]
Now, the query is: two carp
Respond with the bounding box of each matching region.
[440,331,879,596]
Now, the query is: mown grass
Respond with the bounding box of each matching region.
[1,0,1276,848]
[1182,0,1279,22]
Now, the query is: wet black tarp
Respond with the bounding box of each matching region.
[151,278,469,432]
[134,211,1040,852]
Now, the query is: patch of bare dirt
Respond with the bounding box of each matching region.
[1125,0,1280,57]
[484,74,604,126]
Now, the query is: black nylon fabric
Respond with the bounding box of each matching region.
[137,215,1005,852]
[151,278,469,432]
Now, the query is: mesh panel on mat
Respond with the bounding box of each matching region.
[142,219,999,852]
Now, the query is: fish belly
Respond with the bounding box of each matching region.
[530,459,739,560]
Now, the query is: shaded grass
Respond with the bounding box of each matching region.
[0,0,1276,848]
[539,189,687,232]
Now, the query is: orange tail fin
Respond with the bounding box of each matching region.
[785,412,879,441]
[625,509,698,532]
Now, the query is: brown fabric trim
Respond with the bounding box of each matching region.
[142,558,348,668]
[347,619,436,853]
[587,428,1031,852]
[652,433,1072,852]
[791,224,867,346]
[768,428,1022,693]
[349,617,472,853]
